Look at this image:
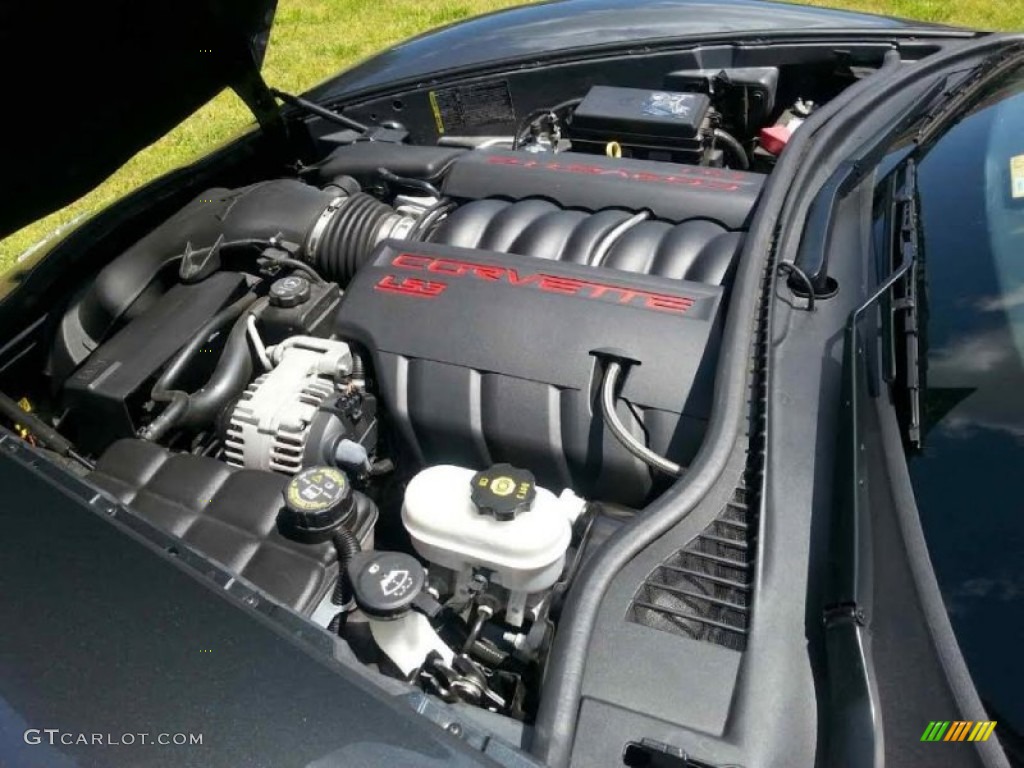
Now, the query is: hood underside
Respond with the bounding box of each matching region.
[0,0,276,241]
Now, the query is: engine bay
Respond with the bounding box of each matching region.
[0,58,867,728]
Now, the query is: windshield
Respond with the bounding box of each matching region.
[909,58,1024,739]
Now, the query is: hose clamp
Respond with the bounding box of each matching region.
[305,196,346,263]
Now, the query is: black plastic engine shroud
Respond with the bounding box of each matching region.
[335,240,725,506]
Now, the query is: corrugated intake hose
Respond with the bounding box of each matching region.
[310,192,404,285]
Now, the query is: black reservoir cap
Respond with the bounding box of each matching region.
[269,275,312,308]
[573,85,710,140]
[281,466,353,542]
[470,464,537,521]
[348,551,425,619]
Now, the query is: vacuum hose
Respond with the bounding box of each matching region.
[600,361,683,477]
[713,128,750,170]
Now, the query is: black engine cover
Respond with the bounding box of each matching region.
[335,241,725,506]
[441,150,763,229]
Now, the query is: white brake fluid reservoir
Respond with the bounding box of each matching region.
[402,465,586,598]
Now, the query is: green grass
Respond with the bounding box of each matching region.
[801,0,1022,30]
[1,0,1021,269]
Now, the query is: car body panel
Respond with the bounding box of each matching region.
[308,0,964,100]
[0,435,499,768]
[0,3,1015,767]
[0,0,277,240]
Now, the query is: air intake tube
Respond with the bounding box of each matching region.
[53,180,409,379]
[145,179,404,286]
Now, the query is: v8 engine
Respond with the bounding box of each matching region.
[48,133,763,721]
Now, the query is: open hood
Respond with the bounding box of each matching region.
[0,0,277,241]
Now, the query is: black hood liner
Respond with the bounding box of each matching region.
[0,0,276,241]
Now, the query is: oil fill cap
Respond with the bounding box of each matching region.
[470,463,537,521]
[348,551,425,619]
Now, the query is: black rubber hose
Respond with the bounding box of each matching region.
[409,199,456,241]
[376,167,441,198]
[0,390,74,454]
[511,97,583,149]
[469,639,507,668]
[181,298,264,430]
[141,294,260,441]
[713,128,751,170]
[331,526,362,606]
[261,254,326,284]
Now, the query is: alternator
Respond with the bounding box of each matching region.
[224,336,353,473]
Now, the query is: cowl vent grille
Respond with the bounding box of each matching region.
[628,487,755,651]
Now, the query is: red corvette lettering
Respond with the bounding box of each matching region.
[645,295,695,313]
[374,274,446,298]
[483,155,750,191]
[422,258,468,276]
[386,253,696,315]
[390,253,433,270]
[536,275,585,295]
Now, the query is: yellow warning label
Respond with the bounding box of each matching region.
[428,91,445,135]
[1011,154,1024,199]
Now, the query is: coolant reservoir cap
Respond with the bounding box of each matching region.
[269,275,312,308]
[282,466,353,539]
[348,551,425,619]
[470,464,537,521]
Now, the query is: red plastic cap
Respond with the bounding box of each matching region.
[759,125,792,156]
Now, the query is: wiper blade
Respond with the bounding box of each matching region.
[892,160,924,448]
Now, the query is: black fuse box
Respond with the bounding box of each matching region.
[569,85,712,164]
[664,67,779,135]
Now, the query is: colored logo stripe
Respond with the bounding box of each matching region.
[946,722,972,741]
[973,722,997,742]
[921,721,996,742]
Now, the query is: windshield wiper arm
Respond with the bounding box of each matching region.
[916,45,1024,145]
